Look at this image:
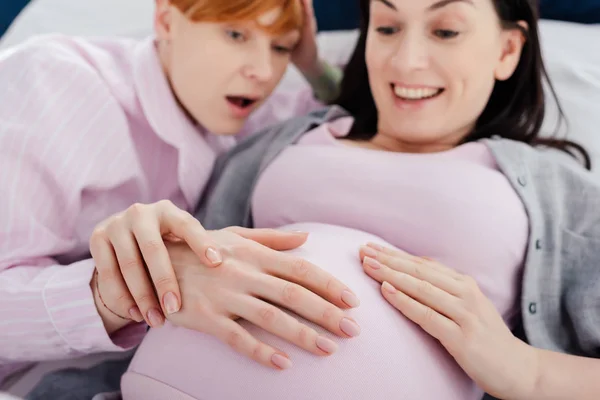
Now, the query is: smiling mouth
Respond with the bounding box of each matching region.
[391,84,445,101]
[226,96,258,109]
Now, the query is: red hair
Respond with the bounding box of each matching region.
[170,0,304,34]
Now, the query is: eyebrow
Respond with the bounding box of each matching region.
[374,0,475,12]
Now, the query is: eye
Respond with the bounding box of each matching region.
[226,29,246,42]
[273,45,293,55]
[434,29,460,39]
[375,26,399,36]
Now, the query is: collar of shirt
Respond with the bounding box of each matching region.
[131,37,231,209]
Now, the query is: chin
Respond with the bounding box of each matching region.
[204,120,246,136]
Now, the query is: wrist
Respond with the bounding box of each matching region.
[301,59,343,103]
[91,270,132,335]
[512,343,542,400]
[298,58,326,80]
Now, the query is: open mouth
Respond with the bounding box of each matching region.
[226,96,258,109]
[391,84,445,101]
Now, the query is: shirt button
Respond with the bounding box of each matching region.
[535,239,542,250]
[529,302,537,315]
[518,176,527,187]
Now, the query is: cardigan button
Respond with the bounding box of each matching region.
[535,239,542,250]
[529,302,538,315]
[518,176,527,187]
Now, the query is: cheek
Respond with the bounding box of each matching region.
[270,56,291,88]
[366,42,388,94]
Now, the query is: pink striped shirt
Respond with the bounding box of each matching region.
[0,34,320,384]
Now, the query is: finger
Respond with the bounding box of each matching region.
[156,201,223,267]
[107,225,165,328]
[129,212,181,316]
[302,0,317,30]
[214,318,293,370]
[267,253,360,309]
[363,243,460,277]
[252,275,360,338]
[361,252,463,297]
[366,262,465,323]
[381,282,461,346]
[225,226,309,251]
[229,295,339,356]
[90,228,141,322]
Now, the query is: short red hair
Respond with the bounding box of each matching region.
[170,0,304,35]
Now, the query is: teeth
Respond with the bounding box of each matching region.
[393,85,440,100]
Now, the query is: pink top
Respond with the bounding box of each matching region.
[123,119,528,399]
[0,34,320,384]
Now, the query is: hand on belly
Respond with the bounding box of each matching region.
[127,224,482,400]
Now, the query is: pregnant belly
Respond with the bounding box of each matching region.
[124,224,482,400]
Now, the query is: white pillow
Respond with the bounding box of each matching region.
[539,20,600,172]
[0,0,154,49]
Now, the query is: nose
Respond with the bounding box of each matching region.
[390,31,429,72]
[243,45,274,83]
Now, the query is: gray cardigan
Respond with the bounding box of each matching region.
[28,106,600,400]
[197,105,600,359]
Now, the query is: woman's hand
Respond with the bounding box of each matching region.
[89,200,311,329]
[291,0,320,76]
[359,243,539,400]
[166,228,361,370]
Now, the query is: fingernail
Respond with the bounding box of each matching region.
[340,318,361,337]
[363,256,382,270]
[367,242,384,251]
[129,307,144,322]
[361,246,378,259]
[271,354,293,370]
[316,336,339,354]
[163,292,180,315]
[383,281,397,294]
[206,247,222,265]
[292,230,309,235]
[341,290,360,308]
[147,308,164,328]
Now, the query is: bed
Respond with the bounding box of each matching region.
[1,1,600,398]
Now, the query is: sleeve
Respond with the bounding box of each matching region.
[0,39,146,366]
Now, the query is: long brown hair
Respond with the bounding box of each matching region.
[334,0,591,169]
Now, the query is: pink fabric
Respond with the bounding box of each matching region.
[124,119,528,399]
[0,34,320,385]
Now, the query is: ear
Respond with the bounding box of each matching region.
[154,0,174,41]
[494,21,528,81]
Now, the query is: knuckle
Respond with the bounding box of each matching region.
[281,283,301,306]
[157,199,174,209]
[411,265,425,280]
[417,280,435,296]
[422,307,437,327]
[139,239,165,255]
[119,257,142,273]
[127,203,147,217]
[90,225,108,243]
[297,325,314,347]
[460,276,481,299]
[114,290,133,306]
[325,277,338,296]
[290,258,310,279]
[152,275,175,292]
[321,306,337,327]
[252,342,266,361]
[258,306,279,327]
[226,330,244,351]
[132,292,156,307]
